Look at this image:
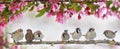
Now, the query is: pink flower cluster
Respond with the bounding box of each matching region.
[9,2,28,13]
[0,4,5,12]
[9,13,22,22]
[0,16,7,36]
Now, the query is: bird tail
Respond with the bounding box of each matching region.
[114,31,117,33]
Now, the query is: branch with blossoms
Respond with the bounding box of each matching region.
[0,0,120,47]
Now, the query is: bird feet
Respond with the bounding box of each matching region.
[40,39,42,43]
[109,39,116,45]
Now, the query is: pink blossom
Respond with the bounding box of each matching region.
[36,5,43,11]
[95,11,100,18]
[102,0,106,2]
[106,7,112,16]
[51,3,59,12]
[0,17,7,36]
[47,10,55,18]
[49,0,59,3]
[85,7,90,15]
[9,13,22,21]
[113,11,120,19]
[102,14,107,19]
[56,11,65,23]
[0,4,5,12]
[78,14,81,20]
[97,2,105,8]
[113,0,120,7]
[96,7,106,18]
[20,2,28,9]
[10,45,18,49]
[74,0,78,2]
[64,9,76,18]
[9,2,20,13]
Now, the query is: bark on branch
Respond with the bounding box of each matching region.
[7,40,120,46]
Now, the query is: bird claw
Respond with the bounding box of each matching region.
[109,39,116,45]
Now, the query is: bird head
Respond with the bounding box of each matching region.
[64,30,68,33]
[36,30,41,35]
[27,29,32,33]
[89,28,95,32]
[17,28,23,32]
[103,30,108,35]
[76,28,81,33]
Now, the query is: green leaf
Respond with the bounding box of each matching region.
[40,1,45,4]
[71,3,77,10]
[70,3,81,12]
[45,6,50,12]
[76,6,82,12]
[29,6,35,11]
[111,6,119,11]
[84,1,91,5]
[36,9,45,17]
[89,4,99,12]
[60,4,64,11]
[27,2,34,7]
[106,1,113,6]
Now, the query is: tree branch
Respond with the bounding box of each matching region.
[7,40,120,46]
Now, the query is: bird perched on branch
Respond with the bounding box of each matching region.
[10,28,24,43]
[70,28,82,41]
[61,30,70,41]
[85,28,96,41]
[103,30,117,45]
[25,29,34,43]
[103,30,117,40]
[34,30,44,42]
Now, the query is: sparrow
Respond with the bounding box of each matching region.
[10,28,24,43]
[85,28,96,41]
[25,29,34,43]
[61,30,70,41]
[34,30,44,42]
[70,28,82,41]
[103,30,117,39]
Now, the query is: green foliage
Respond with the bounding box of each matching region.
[88,4,99,14]
[70,3,81,12]
[29,6,35,11]
[36,9,45,17]
[60,3,64,11]
[45,5,50,12]
[111,6,119,11]
[106,1,113,6]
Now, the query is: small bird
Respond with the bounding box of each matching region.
[103,30,117,39]
[70,28,82,41]
[85,28,96,41]
[10,28,24,43]
[25,29,34,43]
[61,30,70,41]
[34,30,44,42]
